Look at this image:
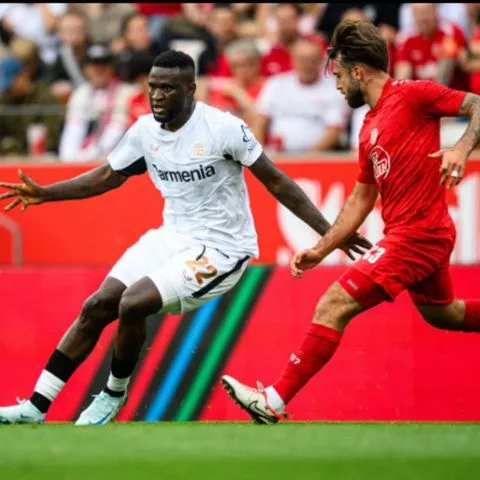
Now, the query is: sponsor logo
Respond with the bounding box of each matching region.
[370,145,390,183]
[241,124,253,142]
[152,164,216,182]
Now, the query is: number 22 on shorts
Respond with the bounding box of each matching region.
[185,255,218,285]
[363,245,386,264]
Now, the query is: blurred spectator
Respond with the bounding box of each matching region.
[44,11,90,102]
[395,3,469,90]
[9,37,49,83]
[254,38,349,153]
[72,3,137,46]
[112,12,162,81]
[0,56,63,155]
[399,3,469,39]
[135,3,182,41]
[260,4,326,77]
[203,39,265,125]
[59,44,135,162]
[126,50,153,125]
[0,4,67,65]
[461,7,480,95]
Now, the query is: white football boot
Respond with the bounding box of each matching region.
[221,375,287,425]
[0,399,45,424]
[75,391,127,426]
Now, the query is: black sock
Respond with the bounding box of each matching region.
[111,351,136,379]
[30,349,78,414]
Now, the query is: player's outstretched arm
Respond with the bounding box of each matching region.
[0,163,128,212]
[291,181,378,278]
[249,153,372,261]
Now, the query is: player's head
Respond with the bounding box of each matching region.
[149,50,196,124]
[327,21,389,108]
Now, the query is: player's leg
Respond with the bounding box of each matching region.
[222,268,391,424]
[410,264,480,332]
[0,277,125,425]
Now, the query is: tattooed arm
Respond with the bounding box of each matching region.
[429,93,480,188]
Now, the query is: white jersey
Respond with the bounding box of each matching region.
[107,102,262,258]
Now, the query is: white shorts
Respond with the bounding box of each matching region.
[107,226,249,314]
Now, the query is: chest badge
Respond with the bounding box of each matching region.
[370,128,378,146]
[191,143,206,158]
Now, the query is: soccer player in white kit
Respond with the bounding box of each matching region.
[0,51,370,425]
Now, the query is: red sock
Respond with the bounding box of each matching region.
[463,300,480,332]
[272,323,342,404]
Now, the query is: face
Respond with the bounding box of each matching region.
[126,15,151,50]
[58,14,87,47]
[148,67,196,124]
[332,58,365,108]
[412,4,437,37]
[276,5,299,43]
[227,50,260,84]
[84,63,114,89]
[208,9,236,44]
[292,41,322,84]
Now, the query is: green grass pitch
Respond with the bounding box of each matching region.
[1,422,479,480]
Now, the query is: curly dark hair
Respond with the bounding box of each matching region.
[327,20,389,73]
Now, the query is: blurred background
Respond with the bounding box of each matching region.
[0,3,479,423]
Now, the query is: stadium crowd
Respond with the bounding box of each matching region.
[0,2,478,160]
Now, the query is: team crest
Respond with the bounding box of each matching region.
[370,145,390,184]
[191,143,206,158]
[370,128,378,145]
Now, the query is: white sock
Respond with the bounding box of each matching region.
[265,386,285,413]
[106,373,130,393]
[33,370,65,402]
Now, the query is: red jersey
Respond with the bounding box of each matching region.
[396,21,468,90]
[470,27,480,95]
[128,92,151,126]
[358,78,466,234]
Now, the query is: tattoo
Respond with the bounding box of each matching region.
[457,93,480,154]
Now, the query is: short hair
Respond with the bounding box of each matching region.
[152,50,196,76]
[225,39,260,61]
[327,20,389,73]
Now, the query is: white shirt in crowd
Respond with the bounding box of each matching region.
[0,4,68,64]
[107,102,261,259]
[257,72,349,153]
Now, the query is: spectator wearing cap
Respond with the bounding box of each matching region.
[203,39,265,126]
[254,38,349,154]
[125,50,154,125]
[44,11,90,102]
[59,44,135,162]
[260,4,327,77]
[0,56,63,155]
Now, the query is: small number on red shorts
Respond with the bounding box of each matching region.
[363,246,386,264]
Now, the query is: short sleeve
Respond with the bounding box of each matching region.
[411,80,467,117]
[357,134,375,184]
[220,114,263,167]
[107,120,147,176]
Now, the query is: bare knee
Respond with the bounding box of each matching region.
[78,291,120,332]
[417,300,465,331]
[313,282,362,331]
[118,292,159,325]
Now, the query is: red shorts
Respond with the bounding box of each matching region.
[338,227,456,309]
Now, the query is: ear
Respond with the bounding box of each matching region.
[188,82,196,98]
[351,65,362,80]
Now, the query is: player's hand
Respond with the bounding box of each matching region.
[429,148,468,189]
[290,248,324,278]
[0,169,49,212]
[339,232,372,260]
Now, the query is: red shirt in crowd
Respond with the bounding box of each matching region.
[136,3,182,16]
[469,27,480,95]
[208,78,265,115]
[128,92,151,126]
[260,33,327,77]
[396,21,469,91]
[358,78,466,233]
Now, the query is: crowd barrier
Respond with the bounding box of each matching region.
[0,156,479,266]
[1,265,479,422]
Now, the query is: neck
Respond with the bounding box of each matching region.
[163,101,196,132]
[363,72,390,108]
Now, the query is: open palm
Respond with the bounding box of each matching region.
[0,170,49,211]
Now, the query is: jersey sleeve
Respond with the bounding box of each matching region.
[357,137,375,184]
[220,114,263,167]
[410,80,467,117]
[107,120,147,176]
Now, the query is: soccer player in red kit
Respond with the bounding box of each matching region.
[222,20,480,425]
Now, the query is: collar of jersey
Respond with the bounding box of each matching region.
[157,101,203,138]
